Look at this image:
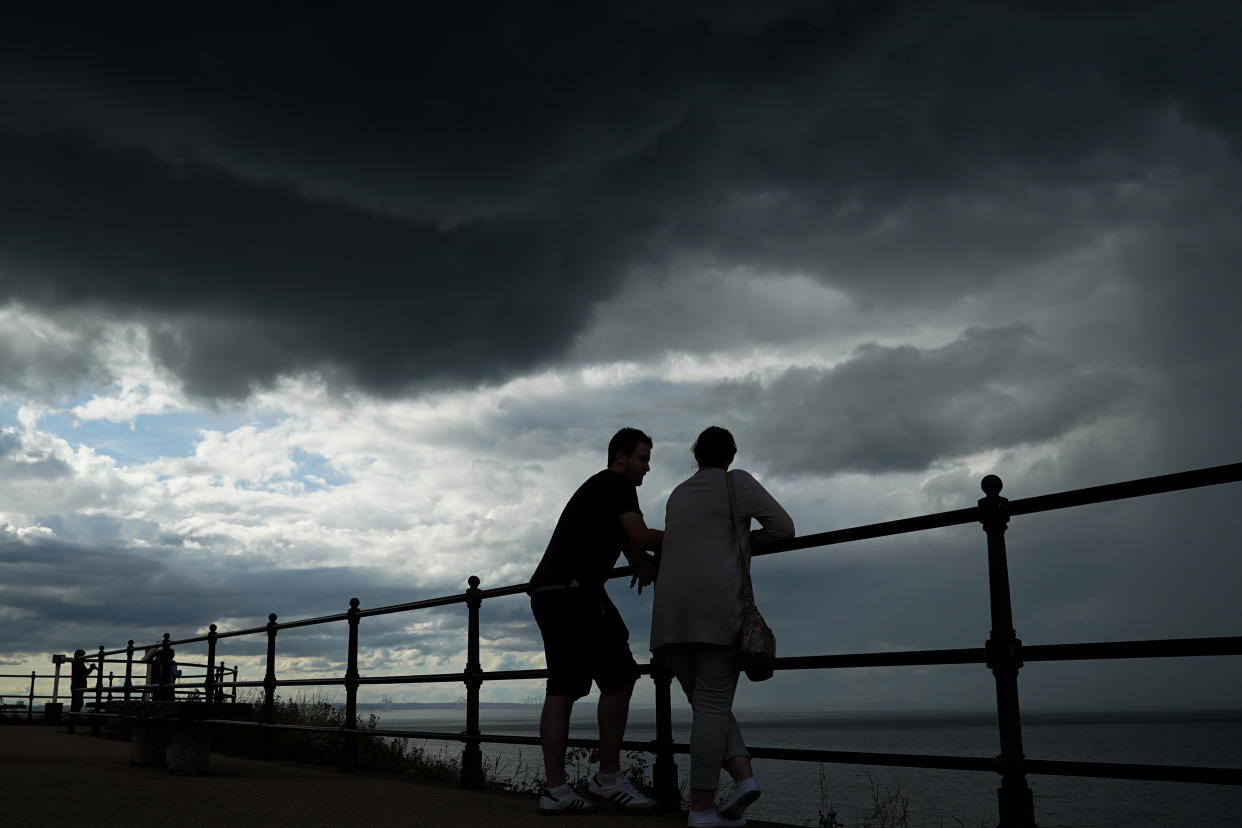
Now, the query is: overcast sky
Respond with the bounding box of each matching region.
[1,2,1239,718]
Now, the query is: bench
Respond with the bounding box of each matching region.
[111,700,244,774]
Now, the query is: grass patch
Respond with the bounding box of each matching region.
[210,691,462,783]
[211,692,659,801]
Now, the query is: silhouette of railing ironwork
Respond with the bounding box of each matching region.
[0,672,58,724]
[61,462,1242,828]
[3,658,238,724]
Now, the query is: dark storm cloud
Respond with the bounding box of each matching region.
[0,127,600,399]
[703,325,1136,475]
[1,2,1238,398]
[0,530,462,660]
[0,313,112,401]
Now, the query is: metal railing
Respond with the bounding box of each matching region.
[4,656,239,725]
[0,672,60,724]
[60,461,1242,827]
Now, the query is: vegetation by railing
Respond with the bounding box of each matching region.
[57,461,1242,828]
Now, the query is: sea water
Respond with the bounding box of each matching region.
[358,705,1242,827]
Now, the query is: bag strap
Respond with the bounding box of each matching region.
[725,470,756,608]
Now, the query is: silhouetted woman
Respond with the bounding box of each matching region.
[650,426,794,827]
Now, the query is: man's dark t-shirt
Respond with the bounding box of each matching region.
[528,469,641,593]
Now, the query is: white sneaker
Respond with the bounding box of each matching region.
[539,786,599,815]
[586,772,658,812]
[718,777,761,820]
[687,807,746,827]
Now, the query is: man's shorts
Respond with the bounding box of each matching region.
[531,587,640,700]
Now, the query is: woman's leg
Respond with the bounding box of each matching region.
[656,642,698,705]
[686,643,746,811]
[725,752,754,782]
[713,676,759,820]
[699,645,750,776]
[658,644,716,811]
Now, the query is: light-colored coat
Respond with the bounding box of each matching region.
[650,467,795,650]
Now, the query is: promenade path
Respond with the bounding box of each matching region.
[2,725,792,827]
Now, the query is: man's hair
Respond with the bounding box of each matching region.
[692,425,737,469]
[608,427,653,465]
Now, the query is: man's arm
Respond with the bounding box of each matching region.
[619,512,662,553]
[619,512,662,593]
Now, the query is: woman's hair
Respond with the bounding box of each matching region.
[692,425,737,469]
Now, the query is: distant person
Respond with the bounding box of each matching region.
[151,646,180,701]
[650,426,794,828]
[68,649,97,732]
[528,427,664,815]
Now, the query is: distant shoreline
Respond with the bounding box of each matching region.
[357,701,538,710]
[352,702,1242,727]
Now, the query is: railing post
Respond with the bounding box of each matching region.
[92,646,105,736]
[461,575,484,789]
[93,646,105,707]
[123,641,135,703]
[205,625,218,704]
[27,671,35,724]
[342,598,361,773]
[120,640,135,740]
[68,649,85,733]
[650,651,679,811]
[979,474,1037,828]
[52,657,63,703]
[262,613,278,760]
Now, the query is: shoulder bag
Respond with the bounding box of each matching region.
[726,470,777,682]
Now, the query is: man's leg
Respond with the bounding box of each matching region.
[540,693,574,788]
[538,689,601,815]
[68,691,83,733]
[596,678,634,775]
[594,594,641,777]
[587,617,656,813]
[533,590,591,791]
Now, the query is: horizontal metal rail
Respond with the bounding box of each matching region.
[1007,462,1242,518]
[1022,636,1242,662]
[194,634,1242,693]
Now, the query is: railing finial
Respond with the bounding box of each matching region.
[981,474,1004,497]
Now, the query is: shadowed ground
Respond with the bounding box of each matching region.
[1,725,791,827]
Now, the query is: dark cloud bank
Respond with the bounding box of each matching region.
[0,528,472,666]
[707,325,1138,474]
[1,1,1238,401]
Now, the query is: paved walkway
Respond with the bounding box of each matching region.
[1,725,790,827]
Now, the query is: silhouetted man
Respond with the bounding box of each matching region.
[68,649,96,732]
[528,427,663,815]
